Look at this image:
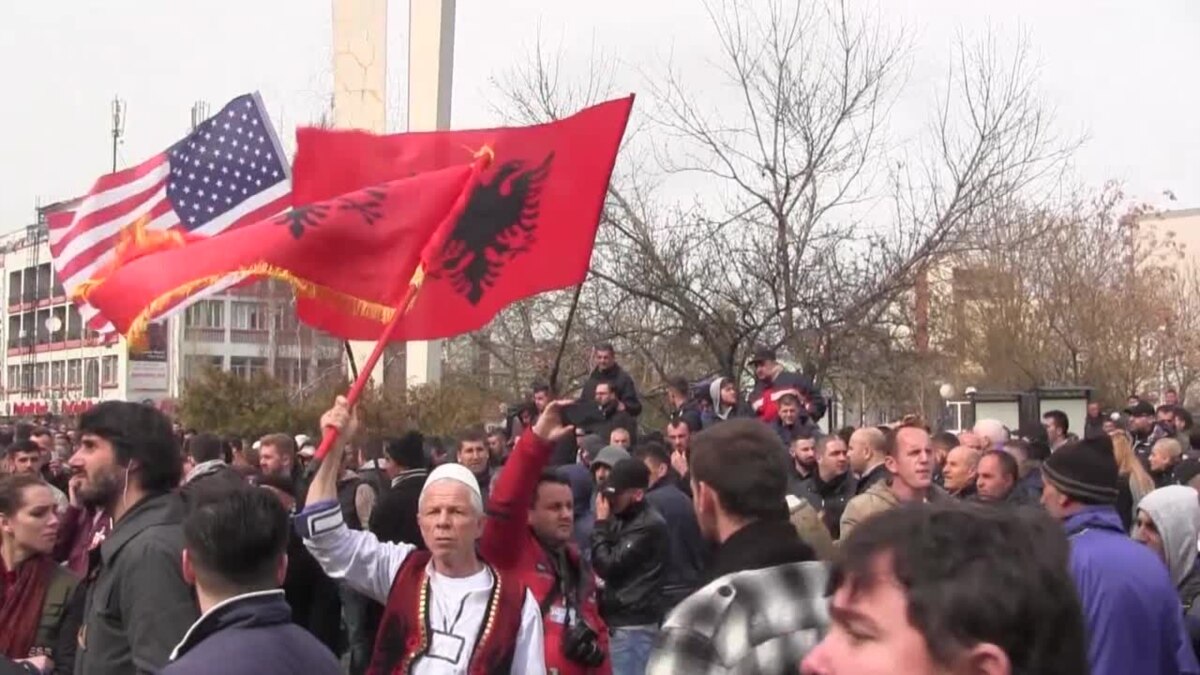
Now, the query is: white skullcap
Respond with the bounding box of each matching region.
[420,463,483,505]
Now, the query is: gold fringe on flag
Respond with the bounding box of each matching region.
[81,262,406,349]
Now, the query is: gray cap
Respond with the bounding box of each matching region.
[590,444,631,470]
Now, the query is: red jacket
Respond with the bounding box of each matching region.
[481,431,611,675]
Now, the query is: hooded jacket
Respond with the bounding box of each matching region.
[701,378,753,428]
[1138,485,1200,654]
[1138,486,1200,588]
[1063,505,1200,675]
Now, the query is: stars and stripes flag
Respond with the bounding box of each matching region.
[48,92,290,332]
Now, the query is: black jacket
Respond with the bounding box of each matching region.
[645,480,708,610]
[160,591,340,675]
[813,471,857,540]
[580,364,643,417]
[669,401,703,434]
[281,530,341,653]
[369,469,428,547]
[589,404,638,446]
[591,500,669,626]
[855,462,890,496]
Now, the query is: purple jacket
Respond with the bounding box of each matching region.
[1064,506,1200,675]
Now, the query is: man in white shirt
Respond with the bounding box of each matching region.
[296,397,546,674]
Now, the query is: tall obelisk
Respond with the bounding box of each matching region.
[331,0,454,386]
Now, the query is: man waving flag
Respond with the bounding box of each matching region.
[49,92,290,331]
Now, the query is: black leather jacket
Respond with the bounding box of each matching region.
[590,499,669,626]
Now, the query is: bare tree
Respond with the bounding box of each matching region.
[472,0,1078,417]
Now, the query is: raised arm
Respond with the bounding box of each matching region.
[481,401,574,568]
[297,397,415,604]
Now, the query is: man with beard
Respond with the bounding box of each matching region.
[785,432,819,504]
[580,343,643,418]
[1128,400,1159,464]
[590,382,637,447]
[68,401,199,675]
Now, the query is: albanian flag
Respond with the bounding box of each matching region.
[292,95,634,341]
[78,163,477,341]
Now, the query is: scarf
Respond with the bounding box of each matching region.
[0,553,56,659]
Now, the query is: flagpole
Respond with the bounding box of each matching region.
[313,269,424,461]
[343,341,360,380]
[548,281,584,395]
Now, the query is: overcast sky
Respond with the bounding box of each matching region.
[2,0,1197,233]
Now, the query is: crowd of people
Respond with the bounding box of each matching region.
[3,342,1200,674]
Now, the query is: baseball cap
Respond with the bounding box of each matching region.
[748,345,777,365]
[601,457,650,495]
[1125,401,1155,418]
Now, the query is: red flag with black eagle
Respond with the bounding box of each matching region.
[77,163,478,341]
[291,95,634,340]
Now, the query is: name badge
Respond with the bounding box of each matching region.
[428,630,466,664]
[548,606,576,625]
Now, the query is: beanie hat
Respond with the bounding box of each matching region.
[1042,438,1119,505]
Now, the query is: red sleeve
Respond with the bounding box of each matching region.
[480,429,555,568]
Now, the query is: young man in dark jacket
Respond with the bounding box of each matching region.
[591,458,669,675]
[633,442,707,610]
[665,376,703,433]
[162,487,340,675]
[580,343,643,418]
[68,402,199,675]
[589,381,638,447]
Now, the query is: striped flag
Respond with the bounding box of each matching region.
[49,92,290,332]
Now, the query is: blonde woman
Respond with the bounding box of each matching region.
[1110,430,1154,531]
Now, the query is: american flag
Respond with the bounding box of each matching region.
[49,92,290,332]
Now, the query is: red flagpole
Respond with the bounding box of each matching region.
[312,267,424,461]
[313,147,493,462]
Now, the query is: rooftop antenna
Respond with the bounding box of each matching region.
[189,100,210,131]
[111,96,127,173]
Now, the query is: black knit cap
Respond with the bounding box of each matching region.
[1042,437,1119,505]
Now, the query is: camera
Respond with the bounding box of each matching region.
[562,620,606,667]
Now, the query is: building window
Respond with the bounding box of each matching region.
[66,305,82,340]
[34,363,48,389]
[185,300,224,329]
[67,359,81,387]
[84,359,100,397]
[184,355,224,380]
[274,358,304,387]
[229,356,268,380]
[51,361,64,388]
[230,302,267,330]
[36,264,52,301]
[6,366,17,391]
[8,271,20,306]
[20,365,32,392]
[102,356,118,386]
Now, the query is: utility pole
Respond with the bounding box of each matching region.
[110,97,126,173]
